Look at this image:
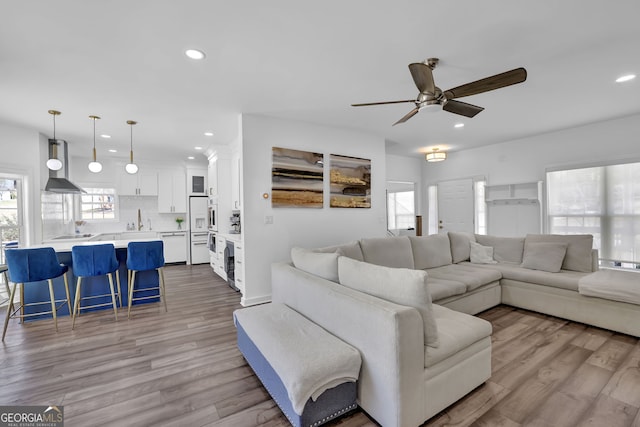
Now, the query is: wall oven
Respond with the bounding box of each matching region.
[207,231,217,259]
[208,204,218,231]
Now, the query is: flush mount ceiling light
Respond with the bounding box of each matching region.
[185,49,205,60]
[125,120,139,174]
[616,74,636,83]
[425,148,447,162]
[87,115,103,173]
[46,110,63,171]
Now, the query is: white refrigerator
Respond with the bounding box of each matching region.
[189,196,210,264]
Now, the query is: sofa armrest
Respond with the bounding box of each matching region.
[591,248,599,272]
[271,262,425,427]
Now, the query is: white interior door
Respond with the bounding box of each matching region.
[437,179,474,233]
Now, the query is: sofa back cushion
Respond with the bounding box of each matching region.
[525,234,594,272]
[475,235,525,264]
[448,231,476,263]
[359,236,415,269]
[338,256,439,348]
[315,240,364,261]
[409,234,453,270]
[291,247,340,282]
[521,242,567,273]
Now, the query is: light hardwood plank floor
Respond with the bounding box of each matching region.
[1,264,638,426]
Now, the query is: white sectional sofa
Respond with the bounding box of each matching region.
[268,233,640,427]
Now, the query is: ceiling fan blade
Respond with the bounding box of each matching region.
[393,107,420,126]
[408,63,436,94]
[351,99,414,107]
[444,67,527,99]
[443,100,484,118]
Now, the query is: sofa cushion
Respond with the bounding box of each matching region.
[448,232,476,263]
[465,261,584,291]
[424,304,492,368]
[359,236,415,269]
[579,269,640,305]
[428,278,468,302]
[525,234,594,273]
[409,234,453,270]
[521,242,567,273]
[291,247,340,282]
[475,235,525,264]
[315,240,364,261]
[470,242,497,264]
[338,256,438,348]
[426,263,502,292]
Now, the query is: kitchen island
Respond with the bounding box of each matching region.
[18,238,162,321]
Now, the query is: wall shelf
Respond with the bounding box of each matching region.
[484,181,543,236]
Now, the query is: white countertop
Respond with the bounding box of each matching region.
[216,232,242,242]
[27,238,160,252]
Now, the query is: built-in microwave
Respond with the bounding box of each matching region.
[208,204,218,231]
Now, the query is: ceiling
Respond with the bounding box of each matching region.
[1,1,639,163]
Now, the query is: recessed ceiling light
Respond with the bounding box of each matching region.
[188,156,195,160]
[454,123,465,128]
[194,146,203,150]
[204,132,214,136]
[108,149,117,153]
[100,134,111,139]
[616,74,636,83]
[185,49,206,60]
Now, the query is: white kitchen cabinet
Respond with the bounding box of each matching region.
[234,241,244,293]
[157,231,187,263]
[207,159,218,196]
[215,236,227,280]
[118,171,158,196]
[231,151,241,209]
[158,172,187,213]
[187,167,208,196]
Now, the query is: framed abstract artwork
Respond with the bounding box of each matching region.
[329,154,371,208]
[271,147,324,208]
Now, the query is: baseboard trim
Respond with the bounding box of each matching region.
[241,294,272,307]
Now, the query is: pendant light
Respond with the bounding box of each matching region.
[87,115,103,173]
[125,120,139,174]
[46,110,63,171]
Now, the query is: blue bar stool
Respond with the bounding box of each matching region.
[71,244,122,329]
[2,247,72,341]
[126,240,167,319]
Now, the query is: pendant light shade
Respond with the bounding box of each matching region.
[125,120,138,174]
[88,115,103,173]
[46,110,63,171]
[426,148,446,162]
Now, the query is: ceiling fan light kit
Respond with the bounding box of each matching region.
[426,148,446,162]
[351,57,527,126]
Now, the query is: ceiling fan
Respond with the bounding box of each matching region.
[351,58,527,125]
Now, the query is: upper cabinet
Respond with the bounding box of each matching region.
[118,171,158,196]
[187,167,208,196]
[158,172,187,213]
[231,150,241,209]
[208,160,218,197]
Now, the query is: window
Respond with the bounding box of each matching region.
[79,187,117,221]
[387,182,415,234]
[547,162,640,267]
[0,177,21,264]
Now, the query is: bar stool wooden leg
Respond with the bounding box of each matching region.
[116,270,122,308]
[63,273,72,315]
[159,267,168,312]
[107,273,118,321]
[127,270,136,319]
[72,277,83,330]
[48,279,58,332]
[2,283,17,341]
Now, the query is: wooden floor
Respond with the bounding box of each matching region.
[1,264,639,427]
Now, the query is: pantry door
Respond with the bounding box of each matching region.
[437,178,474,234]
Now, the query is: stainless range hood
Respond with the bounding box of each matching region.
[45,139,86,194]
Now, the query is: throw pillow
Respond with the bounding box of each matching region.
[409,234,453,270]
[448,231,476,263]
[521,242,567,273]
[337,256,439,348]
[291,247,340,282]
[470,241,497,264]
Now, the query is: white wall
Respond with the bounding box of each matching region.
[422,113,640,233]
[241,114,387,305]
[0,121,44,245]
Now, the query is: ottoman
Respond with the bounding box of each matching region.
[234,303,361,427]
